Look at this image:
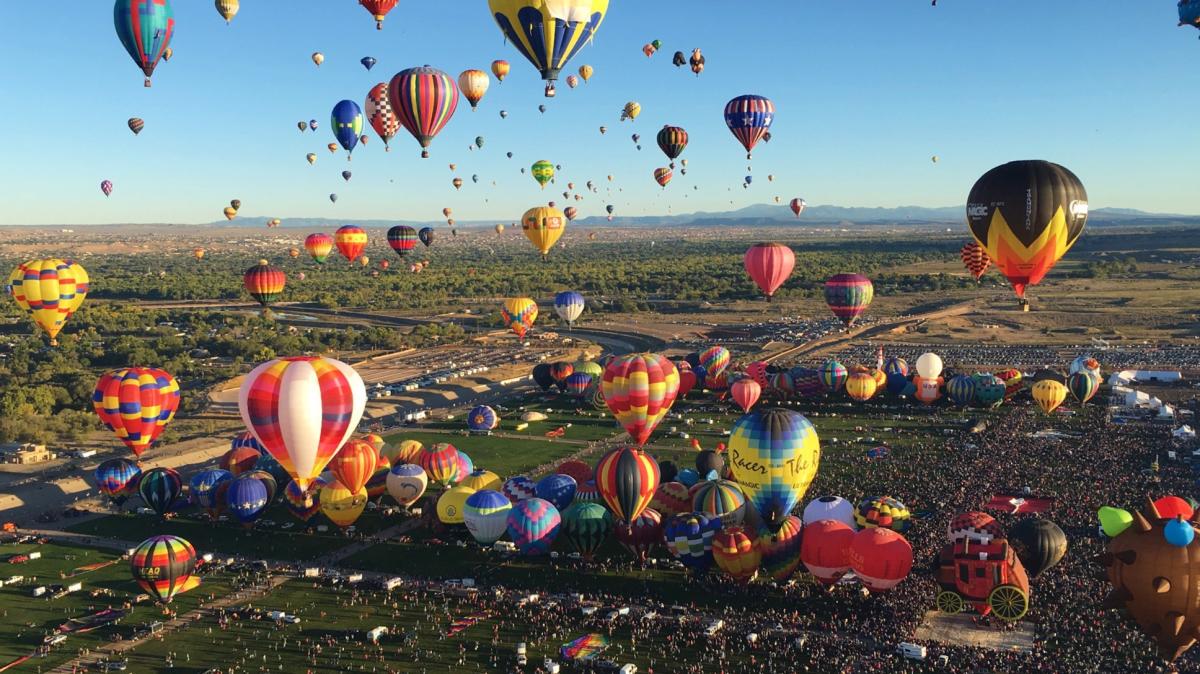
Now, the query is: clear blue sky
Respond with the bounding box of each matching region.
[2,1,1197,225]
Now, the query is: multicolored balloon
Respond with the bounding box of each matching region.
[602,353,679,446]
[506,497,562,555]
[130,535,197,605]
[334,225,367,262]
[95,458,142,505]
[724,95,774,159]
[824,273,874,326]
[93,368,181,458]
[488,0,608,96]
[664,511,722,571]
[238,357,366,491]
[9,258,89,345]
[138,467,182,517]
[463,489,512,543]
[501,297,538,338]
[331,100,363,158]
[388,66,459,158]
[243,260,286,309]
[728,409,820,532]
[595,446,660,524]
[521,205,566,258]
[114,0,175,87]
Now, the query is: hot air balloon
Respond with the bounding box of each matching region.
[415,227,435,247]
[535,474,577,511]
[359,56,377,71]
[1066,371,1100,404]
[521,205,566,259]
[664,511,721,571]
[305,152,317,165]
[138,467,182,517]
[945,374,977,406]
[564,206,578,221]
[602,354,679,447]
[130,535,197,604]
[656,125,688,163]
[114,0,174,87]
[388,66,459,158]
[615,507,662,560]
[311,52,324,66]
[331,100,364,159]
[699,346,730,378]
[415,442,459,488]
[758,514,804,582]
[1182,1,1200,35]
[467,405,499,434]
[224,475,269,524]
[529,160,555,189]
[321,480,368,528]
[621,101,641,121]
[506,497,562,555]
[725,95,774,159]
[729,409,820,532]
[490,59,511,82]
[243,260,286,310]
[1031,380,1067,414]
[302,233,332,264]
[854,496,911,533]
[488,0,607,96]
[501,297,538,338]
[9,258,89,345]
[329,193,338,203]
[93,368,180,459]
[334,225,367,262]
[188,468,232,516]
[452,177,464,190]
[99,179,115,197]
[328,438,378,496]
[689,48,705,74]
[731,378,761,413]
[128,117,144,135]
[960,241,991,281]
[358,0,399,29]
[691,479,745,527]
[558,502,612,559]
[215,0,239,23]
[386,463,428,507]
[849,527,913,593]
[789,198,806,217]
[238,357,366,491]
[744,242,794,300]
[219,444,260,476]
[458,69,490,110]
[364,83,400,151]
[462,489,512,544]
[1010,518,1067,578]
[844,372,877,402]
[95,458,142,505]
[284,477,325,521]
[713,527,761,583]
[966,161,1088,308]
[381,225,416,258]
[799,518,855,586]
[824,274,874,326]
[595,446,660,524]
[653,167,672,188]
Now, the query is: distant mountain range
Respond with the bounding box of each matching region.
[209,205,1199,230]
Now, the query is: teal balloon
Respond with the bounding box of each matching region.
[114,0,175,86]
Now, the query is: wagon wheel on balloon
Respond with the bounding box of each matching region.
[987,584,1028,621]
[936,590,964,615]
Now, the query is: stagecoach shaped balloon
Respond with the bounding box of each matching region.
[238,357,367,491]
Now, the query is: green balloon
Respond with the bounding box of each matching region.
[1098,506,1133,538]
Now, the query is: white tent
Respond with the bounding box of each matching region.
[1108,370,1183,387]
[1174,425,1196,441]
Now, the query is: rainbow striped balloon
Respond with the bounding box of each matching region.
[388,66,459,158]
[238,357,366,491]
[594,446,660,524]
[758,514,804,582]
[691,479,747,527]
[824,273,874,326]
[130,534,196,605]
[93,367,181,458]
[418,442,461,488]
[601,353,679,446]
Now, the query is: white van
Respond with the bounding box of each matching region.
[897,643,927,660]
[704,619,724,636]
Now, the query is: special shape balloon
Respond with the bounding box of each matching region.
[966,160,1088,305]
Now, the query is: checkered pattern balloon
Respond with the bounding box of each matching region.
[728,408,820,532]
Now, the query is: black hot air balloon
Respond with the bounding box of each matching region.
[1009,517,1067,578]
[966,160,1087,308]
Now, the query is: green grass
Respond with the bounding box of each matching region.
[382,430,587,478]
[0,542,235,671]
[65,513,348,563]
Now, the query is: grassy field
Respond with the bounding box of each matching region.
[0,542,236,670]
